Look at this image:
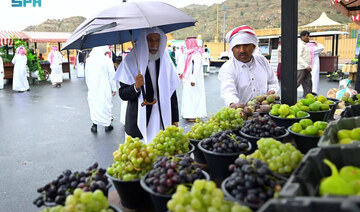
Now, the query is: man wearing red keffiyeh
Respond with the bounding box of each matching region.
[218,25,279,107]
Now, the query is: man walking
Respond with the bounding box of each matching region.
[297,31,312,97]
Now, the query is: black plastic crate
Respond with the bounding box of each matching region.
[318,116,360,147]
[280,143,360,198]
[258,197,360,212]
[341,105,360,118]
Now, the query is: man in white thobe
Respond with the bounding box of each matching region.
[12,46,30,92]
[113,27,180,144]
[48,46,63,88]
[76,50,86,78]
[85,46,116,133]
[218,25,279,106]
[0,56,4,89]
[176,45,186,75]
[181,37,207,122]
[307,41,324,94]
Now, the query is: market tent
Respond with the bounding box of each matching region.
[0,31,27,46]
[21,31,71,43]
[299,12,346,31]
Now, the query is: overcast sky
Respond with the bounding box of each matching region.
[0,0,226,31]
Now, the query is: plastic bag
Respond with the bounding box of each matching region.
[336,79,357,99]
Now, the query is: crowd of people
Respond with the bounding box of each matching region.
[0,25,327,143]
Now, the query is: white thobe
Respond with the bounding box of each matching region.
[310,43,324,93]
[12,54,29,91]
[0,57,4,89]
[146,60,162,143]
[176,51,186,75]
[49,51,63,84]
[76,53,85,78]
[202,52,210,73]
[218,54,279,106]
[85,55,116,126]
[181,54,207,118]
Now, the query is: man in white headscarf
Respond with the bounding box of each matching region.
[12,46,30,92]
[113,27,180,144]
[218,25,279,107]
[85,46,117,133]
[48,46,63,88]
[181,37,207,122]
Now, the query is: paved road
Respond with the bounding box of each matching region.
[0,67,339,212]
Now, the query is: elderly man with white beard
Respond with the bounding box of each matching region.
[113,27,180,144]
[218,25,279,107]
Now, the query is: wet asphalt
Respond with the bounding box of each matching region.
[0,66,339,212]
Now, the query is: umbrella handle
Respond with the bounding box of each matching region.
[130,30,156,107]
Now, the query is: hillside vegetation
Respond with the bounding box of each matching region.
[24,0,350,42]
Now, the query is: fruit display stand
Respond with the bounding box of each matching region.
[280,143,360,198]
[342,63,358,82]
[318,116,360,147]
[257,197,360,212]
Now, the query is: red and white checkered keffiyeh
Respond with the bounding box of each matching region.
[226,25,258,50]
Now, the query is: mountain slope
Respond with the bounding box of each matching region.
[24,0,350,42]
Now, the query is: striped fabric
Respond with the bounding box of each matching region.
[0,31,26,46]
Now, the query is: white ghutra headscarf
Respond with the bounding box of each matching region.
[113,27,180,143]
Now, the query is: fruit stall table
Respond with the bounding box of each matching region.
[342,63,357,82]
[3,62,71,81]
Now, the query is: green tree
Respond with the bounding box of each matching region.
[12,36,44,80]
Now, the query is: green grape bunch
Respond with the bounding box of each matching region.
[107,136,157,181]
[39,189,114,212]
[240,138,303,174]
[187,107,243,140]
[167,179,251,212]
[149,126,190,156]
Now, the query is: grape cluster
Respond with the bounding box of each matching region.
[145,155,204,195]
[225,158,284,206]
[187,107,243,140]
[149,126,190,156]
[167,179,251,212]
[33,162,109,207]
[39,189,114,212]
[241,114,286,137]
[200,130,250,153]
[240,138,303,174]
[107,136,157,181]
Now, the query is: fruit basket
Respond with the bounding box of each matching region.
[288,124,323,154]
[325,98,341,121]
[140,155,210,212]
[318,116,360,147]
[269,112,310,128]
[307,109,331,122]
[240,114,289,150]
[221,158,286,210]
[257,197,360,212]
[198,130,252,181]
[106,173,152,209]
[189,138,207,163]
[280,143,360,198]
